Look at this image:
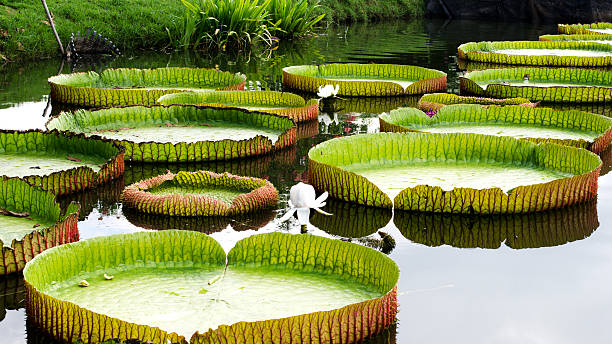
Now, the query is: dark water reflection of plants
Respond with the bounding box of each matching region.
[2,19,612,344]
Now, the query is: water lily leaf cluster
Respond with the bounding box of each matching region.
[282,63,447,96]
[46,105,297,162]
[0,177,79,275]
[157,90,319,122]
[49,67,247,107]
[417,93,535,114]
[558,23,612,35]
[457,41,612,66]
[308,132,601,214]
[122,170,278,216]
[24,231,399,344]
[379,105,612,153]
[0,130,124,195]
[460,67,612,103]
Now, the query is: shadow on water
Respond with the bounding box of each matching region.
[396,199,599,249]
[311,199,392,238]
[57,177,125,221]
[0,274,24,323]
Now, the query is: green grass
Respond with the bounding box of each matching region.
[0,0,423,62]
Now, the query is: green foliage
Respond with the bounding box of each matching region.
[267,0,326,38]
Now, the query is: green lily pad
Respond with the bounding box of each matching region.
[379,105,612,153]
[460,67,612,103]
[49,67,246,107]
[395,199,598,249]
[157,90,319,123]
[283,64,447,96]
[24,231,399,344]
[417,93,534,113]
[122,171,278,216]
[0,177,79,274]
[558,23,612,35]
[0,130,124,195]
[46,105,297,163]
[540,34,612,46]
[308,132,601,214]
[457,41,612,66]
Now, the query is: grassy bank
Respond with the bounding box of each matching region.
[0,0,423,62]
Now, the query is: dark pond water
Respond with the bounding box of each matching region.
[2,18,612,344]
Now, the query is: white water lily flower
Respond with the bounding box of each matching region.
[280,182,332,225]
[317,84,340,98]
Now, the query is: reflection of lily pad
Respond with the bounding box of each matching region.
[460,67,612,102]
[157,91,319,122]
[57,177,124,221]
[25,231,398,344]
[558,23,612,35]
[320,96,420,114]
[49,67,246,107]
[122,171,278,216]
[417,93,534,113]
[0,274,24,322]
[123,207,275,233]
[380,105,612,153]
[0,178,79,274]
[283,64,446,96]
[47,106,297,163]
[396,199,598,249]
[308,132,601,214]
[310,198,392,238]
[458,41,612,66]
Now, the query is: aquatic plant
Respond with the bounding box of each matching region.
[279,182,330,225]
[0,177,79,275]
[558,23,612,35]
[417,93,535,114]
[317,84,340,98]
[48,67,246,107]
[457,41,612,66]
[157,90,319,122]
[267,0,326,38]
[539,34,612,45]
[308,132,601,214]
[122,171,278,216]
[460,67,612,103]
[379,105,612,153]
[283,63,447,96]
[395,199,598,249]
[0,130,124,196]
[24,231,399,344]
[46,105,297,163]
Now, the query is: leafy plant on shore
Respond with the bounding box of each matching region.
[267,0,325,38]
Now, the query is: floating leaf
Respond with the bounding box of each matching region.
[24,231,398,344]
[283,63,447,96]
[48,67,246,107]
[417,93,534,113]
[308,132,601,214]
[46,105,297,163]
[558,23,612,35]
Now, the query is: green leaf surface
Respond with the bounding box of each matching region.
[460,67,612,103]
[24,231,398,344]
[380,104,612,153]
[283,63,446,96]
[457,41,612,66]
[558,23,612,35]
[308,132,601,214]
[417,93,533,113]
[46,105,297,163]
[49,67,247,107]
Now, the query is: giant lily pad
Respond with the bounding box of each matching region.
[308,132,601,214]
[460,67,612,102]
[540,34,612,46]
[49,67,246,107]
[379,105,612,153]
[395,199,598,249]
[46,105,297,163]
[0,177,79,275]
[558,23,612,35]
[157,91,319,123]
[0,130,124,195]
[122,171,278,216]
[457,41,612,66]
[24,231,398,344]
[417,93,535,114]
[283,64,447,97]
